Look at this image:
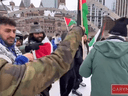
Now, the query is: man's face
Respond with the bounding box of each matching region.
[16,40,22,47]
[0,24,16,46]
[83,35,87,42]
[33,32,43,42]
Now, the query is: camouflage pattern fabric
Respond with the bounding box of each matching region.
[0,26,83,96]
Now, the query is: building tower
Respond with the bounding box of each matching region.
[39,0,43,8]
[10,1,15,11]
[116,0,128,17]
[58,0,65,6]
[55,0,58,8]
[23,0,30,8]
[19,0,25,10]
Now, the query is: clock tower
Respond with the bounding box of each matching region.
[58,0,65,6]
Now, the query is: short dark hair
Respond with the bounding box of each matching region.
[0,16,16,27]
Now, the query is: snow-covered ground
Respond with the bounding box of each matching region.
[50,76,91,96]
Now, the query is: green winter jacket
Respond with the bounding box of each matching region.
[0,26,83,96]
[79,40,128,96]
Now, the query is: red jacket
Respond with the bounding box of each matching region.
[23,36,53,59]
[35,42,51,58]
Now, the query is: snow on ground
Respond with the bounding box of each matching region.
[50,76,91,96]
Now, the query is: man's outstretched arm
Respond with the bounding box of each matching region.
[0,26,84,96]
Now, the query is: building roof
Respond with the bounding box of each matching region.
[39,1,43,8]
[29,3,35,8]
[7,5,19,12]
[44,11,55,17]
[19,0,25,8]
[58,3,68,11]
[0,4,10,11]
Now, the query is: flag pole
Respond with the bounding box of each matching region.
[79,0,86,59]
[80,0,83,26]
[64,17,69,32]
[101,22,106,38]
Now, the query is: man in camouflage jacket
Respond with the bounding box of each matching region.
[0,18,84,96]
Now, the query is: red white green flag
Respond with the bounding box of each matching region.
[64,17,77,27]
[77,0,88,35]
[88,29,101,47]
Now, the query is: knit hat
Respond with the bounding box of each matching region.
[115,17,128,25]
[109,22,127,37]
[30,22,44,34]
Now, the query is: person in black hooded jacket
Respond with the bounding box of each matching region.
[59,32,87,96]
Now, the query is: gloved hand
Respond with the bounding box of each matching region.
[15,55,29,65]
[71,26,85,36]
[79,26,85,36]
[25,43,43,52]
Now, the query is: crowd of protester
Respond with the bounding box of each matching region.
[0,16,128,96]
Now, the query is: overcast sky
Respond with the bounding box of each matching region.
[2,0,116,10]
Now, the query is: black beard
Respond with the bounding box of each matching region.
[30,37,43,43]
[0,36,14,46]
[5,40,15,47]
[5,41,14,47]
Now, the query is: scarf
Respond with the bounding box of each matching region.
[0,38,28,65]
[0,38,17,57]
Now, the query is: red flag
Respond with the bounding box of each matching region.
[77,0,88,35]
[102,22,106,37]
[79,0,86,10]
[64,17,77,27]
[64,17,71,25]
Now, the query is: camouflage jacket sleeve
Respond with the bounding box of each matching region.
[0,26,83,96]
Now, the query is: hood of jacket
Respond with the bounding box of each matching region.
[93,39,128,59]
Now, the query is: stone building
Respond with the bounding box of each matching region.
[0,0,70,38]
[0,0,116,38]
[0,3,10,16]
[116,0,128,17]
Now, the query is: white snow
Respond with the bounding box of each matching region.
[58,3,68,11]
[50,76,91,96]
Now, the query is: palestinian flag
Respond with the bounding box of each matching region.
[97,22,106,41]
[88,29,101,47]
[77,0,88,35]
[64,17,77,27]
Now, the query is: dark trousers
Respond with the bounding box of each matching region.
[73,63,83,90]
[40,85,52,96]
[59,68,76,96]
